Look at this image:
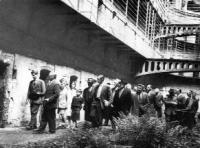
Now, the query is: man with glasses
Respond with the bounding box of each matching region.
[26,69,46,130]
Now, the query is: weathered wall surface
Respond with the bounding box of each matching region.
[0,0,141,82]
[0,0,143,126]
[7,53,105,126]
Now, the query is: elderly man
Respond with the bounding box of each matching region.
[90,75,112,127]
[35,72,61,134]
[26,69,46,130]
[131,84,149,116]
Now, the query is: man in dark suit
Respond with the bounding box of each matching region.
[26,70,46,130]
[131,84,149,117]
[113,80,132,117]
[35,72,61,134]
[83,78,95,122]
[90,75,112,127]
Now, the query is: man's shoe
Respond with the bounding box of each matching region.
[49,131,56,134]
[26,126,33,130]
[33,129,45,134]
[32,126,37,129]
[26,125,37,130]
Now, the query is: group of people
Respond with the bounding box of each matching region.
[26,70,83,133]
[25,69,199,134]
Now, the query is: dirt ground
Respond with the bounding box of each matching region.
[0,127,75,148]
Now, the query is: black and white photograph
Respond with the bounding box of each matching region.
[0,0,200,147]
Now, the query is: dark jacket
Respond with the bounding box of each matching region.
[113,87,132,115]
[131,91,149,116]
[44,79,61,110]
[28,79,46,100]
[92,83,112,109]
[83,87,93,107]
[71,96,84,110]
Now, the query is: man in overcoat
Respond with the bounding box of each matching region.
[131,84,149,117]
[35,72,61,134]
[113,80,132,117]
[90,75,112,127]
[26,69,46,130]
[83,78,95,122]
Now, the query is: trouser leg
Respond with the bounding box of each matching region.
[156,108,162,118]
[58,109,66,123]
[38,107,48,131]
[29,103,40,127]
[47,109,56,132]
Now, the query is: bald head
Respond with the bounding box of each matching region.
[146,84,152,92]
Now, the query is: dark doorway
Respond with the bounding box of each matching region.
[0,60,8,128]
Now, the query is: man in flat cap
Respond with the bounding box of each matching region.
[26,69,46,130]
[35,71,61,134]
[83,78,95,122]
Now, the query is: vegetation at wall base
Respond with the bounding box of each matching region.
[71,106,200,148]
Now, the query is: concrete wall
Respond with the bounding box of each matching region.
[6,53,118,126]
[62,0,162,58]
[0,0,140,81]
[0,0,144,126]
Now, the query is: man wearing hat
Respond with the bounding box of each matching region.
[35,71,61,134]
[26,69,46,130]
[83,78,95,122]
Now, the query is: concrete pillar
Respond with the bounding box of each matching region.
[189,63,194,69]
[171,62,176,70]
[184,63,189,69]
[142,63,146,73]
[166,62,170,70]
[154,61,158,71]
[160,61,164,71]
[177,63,182,69]
[148,61,152,72]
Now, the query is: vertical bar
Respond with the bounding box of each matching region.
[136,0,140,28]
[77,0,80,11]
[145,2,150,37]
[158,23,161,50]
[150,10,155,46]
[125,0,129,17]
[147,4,152,39]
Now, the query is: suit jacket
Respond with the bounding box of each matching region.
[131,91,149,116]
[154,92,163,109]
[28,79,46,100]
[44,79,61,110]
[92,83,112,109]
[83,87,93,105]
[113,87,132,115]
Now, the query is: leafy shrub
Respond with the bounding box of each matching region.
[113,112,166,147]
[71,106,200,148]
